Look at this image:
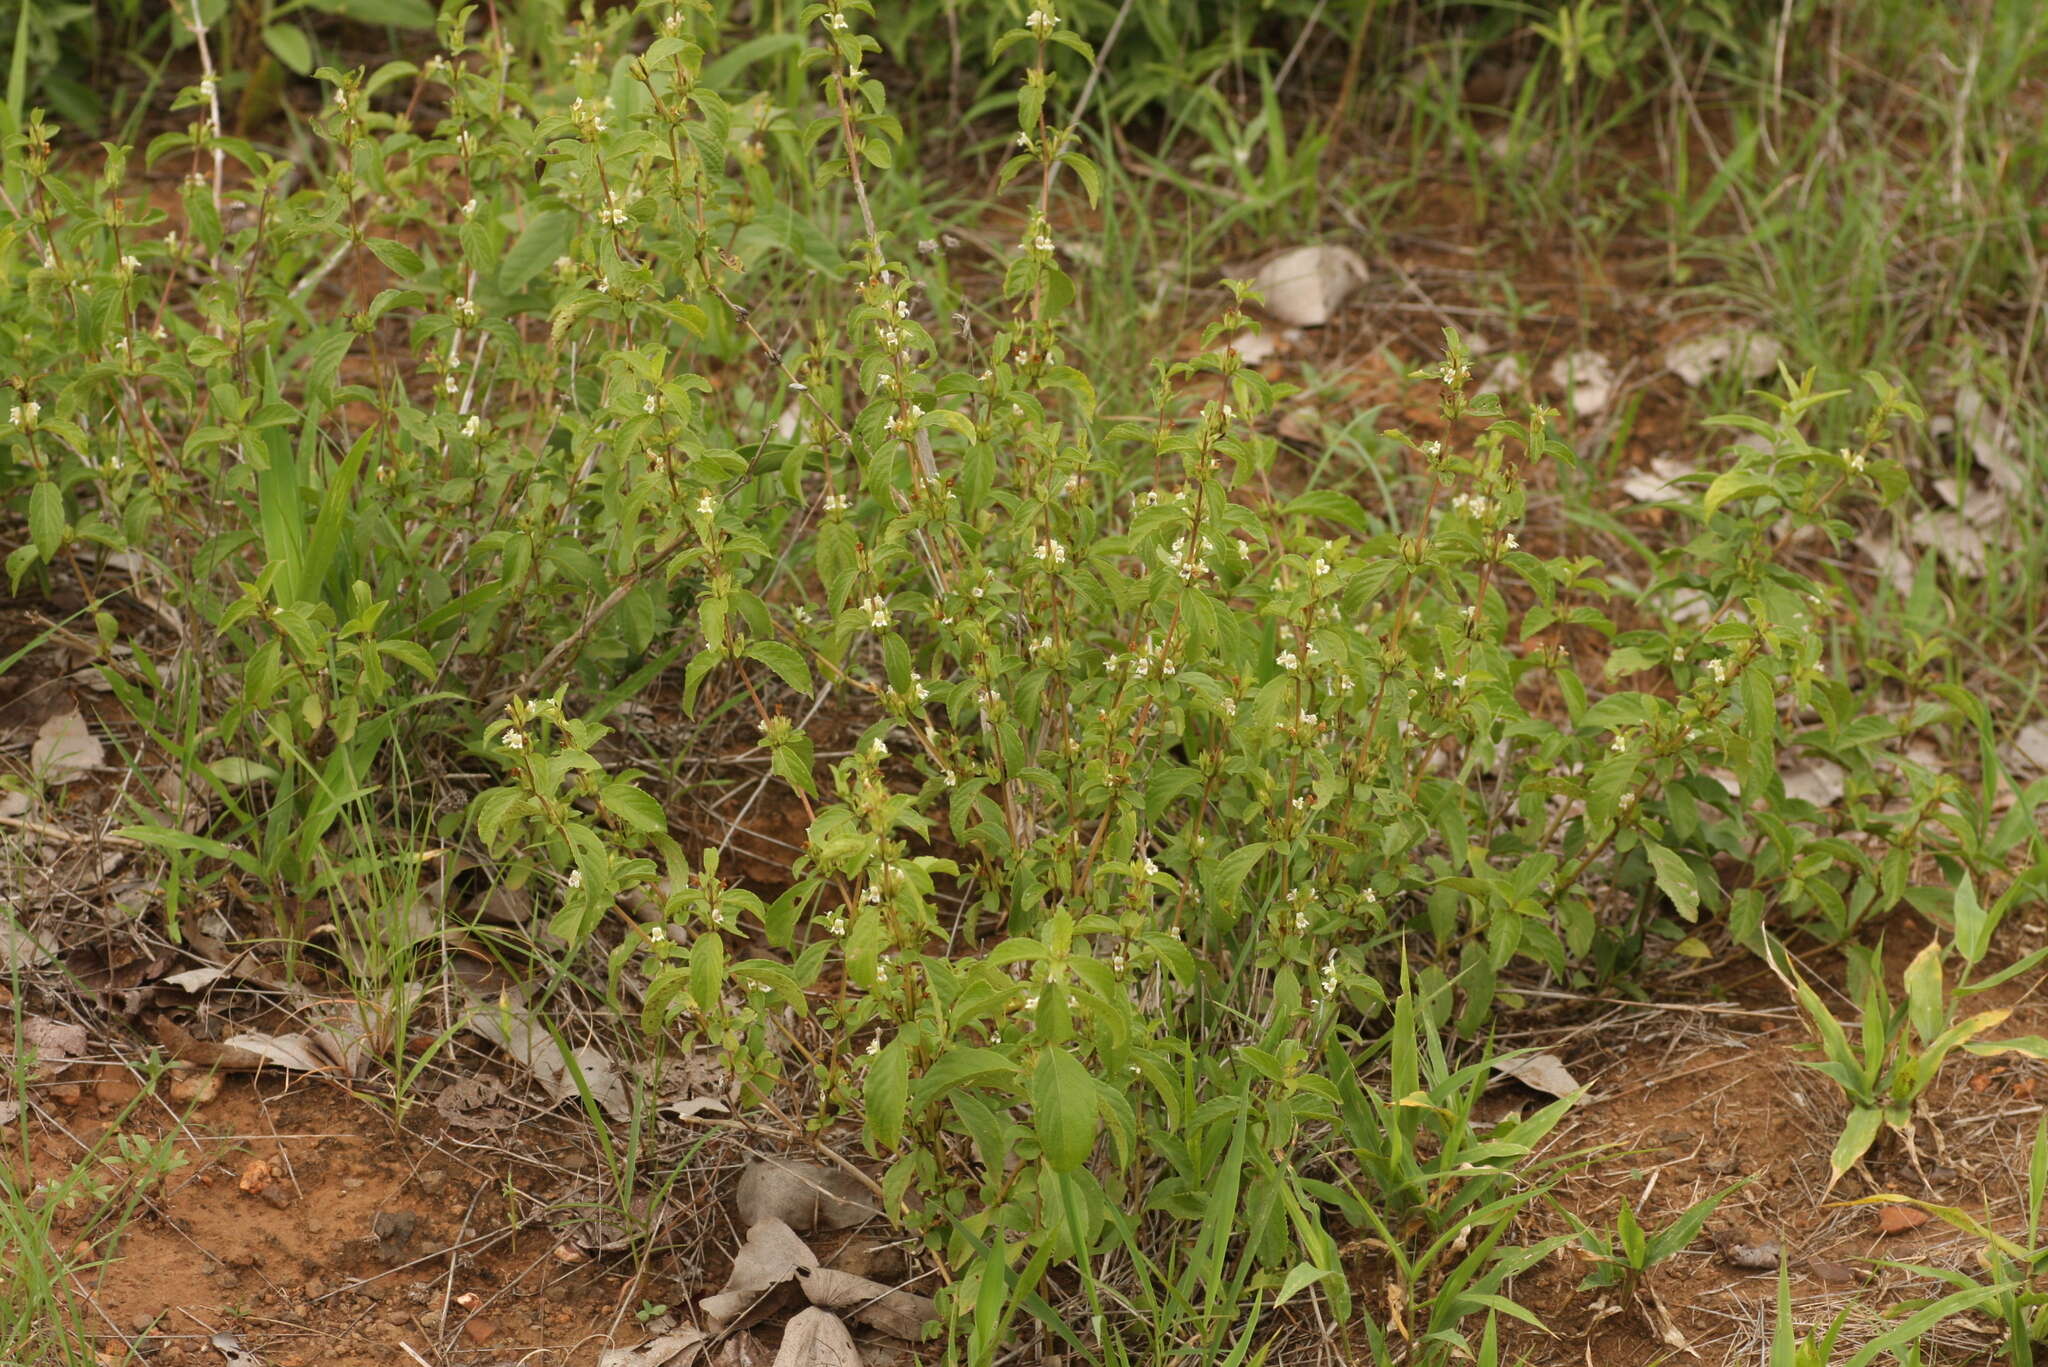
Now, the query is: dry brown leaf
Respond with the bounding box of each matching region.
[14,1014,89,1074]
[209,1332,269,1367]
[0,912,57,970]
[1715,1233,1781,1270]
[1225,330,1278,365]
[1620,455,1695,504]
[1875,1205,1929,1236]
[1548,350,1617,418]
[0,788,28,818]
[2010,721,2048,774]
[0,1100,21,1126]
[31,710,103,785]
[702,1218,818,1326]
[1251,245,1368,328]
[1907,511,1989,577]
[1664,328,1783,387]
[1808,1257,1862,1285]
[711,1330,772,1367]
[1491,1052,1581,1098]
[435,1075,523,1131]
[1781,759,1846,809]
[462,986,635,1122]
[795,1266,935,1341]
[771,1310,861,1367]
[735,1159,879,1233]
[599,1329,709,1367]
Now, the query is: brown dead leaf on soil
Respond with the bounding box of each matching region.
[770,1309,861,1367]
[1491,1052,1581,1098]
[702,1217,817,1327]
[30,709,103,785]
[735,1158,879,1233]
[794,1265,936,1341]
[599,1329,709,1367]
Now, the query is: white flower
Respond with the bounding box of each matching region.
[823,910,847,936]
[1032,233,1055,254]
[861,595,889,629]
[827,11,848,29]
[502,728,527,751]
[1031,538,1067,566]
[865,1033,882,1056]
[1298,710,1318,728]
[1017,132,1033,149]
[1362,888,1378,905]
[1422,440,1443,458]
[118,254,140,275]
[1319,954,1341,996]
[1142,856,1159,877]
[1461,604,1478,621]
[647,924,668,944]
[444,374,460,395]
[695,491,717,517]
[822,492,851,513]
[643,393,659,414]
[1707,659,1729,684]
[1610,733,1627,754]
[1277,650,1300,672]
[199,77,217,100]
[1501,532,1520,551]
[1024,7,1058,36]
[1021,991,1039,1011]
[566,869,583,889]
[554,254,575,274]
[459,198,477,218]
[599,202,628,227]
[1293,910,1310,932]
[462,415,482,438]
[1311,557,1331,577]
[9,401,39,429]
[1843,448,1866,474]
[1432,666,1447,682]
[1219,698,1238,718]
[452,295,479,324]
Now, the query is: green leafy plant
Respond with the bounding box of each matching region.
[1771,935,2048,1189]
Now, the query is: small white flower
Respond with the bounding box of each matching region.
[554,254,575,274]
[1024,7,1058,36]
[452,295,479,324]
[459,198,478,218]
[1017,132,1033,150]
[1432,667,1447,682]
[118,254,141,275]
[502,728,527,751]
[1219,698,1238,718]
[599,202,628,227]
[1362,888,1378,906]
[647,924,668,944]
[1610,733,1627,754]
[443,374,460,395]
[1298,710,1318,728]
[865,1033,882,1056]
[1032,233,1055,254]
[462,414,482,438]
[199,76,218,100]
[9,401,39,429]
[861,594,889,629]
[940,768,958,787]
[1293,910,1310,932]
[827,12,849,29]
[1461,604,1478,621]
[1708,659,1729,684]
[566,869,583,889]
[1422,439,1443,458]
[1031,538,1068,567]
[1843,448,1866,474]
[1277,650,1300,672]
[644,393,659,414]
[1021,991,1039,1011]
[1290,796,1308,812]
[695,491,717,517]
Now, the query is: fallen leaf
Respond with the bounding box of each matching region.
[1907,510,1992,577]
[13,1014,90,1074]
[1548,350,1617,418]
[463,986,635,1122]
[1491,1052,1581,1098]
[711,1329,772,1367]
[1251,245,1368,328]
[795,1266,935,1341]
[702,1218,819,1327]
[1482,354,1527,396]
[1781,759,1846,808]
[435,1075,524,1131]
[1226,330,1277,365]
[2010,722,2048,773]
[0,788,27,818]
[770,1310,861,1367]
[1953,386,2025,495]
[660,1095,730,1122]
[735,1159,879,1233]
[1856,533,1919,595]
[1807,1257,1862,1285]
[210,1333,268,1367]
[31,710,103,785]
[1875,1205,1929,1236]
[0,1100,21,1125]
[160,966,228,994]
[600,1330,709,1367]
[0,912,57,970]
[1715,1232,1781,1270]
[1620,455,1696,504]
[1663,328,1783,387]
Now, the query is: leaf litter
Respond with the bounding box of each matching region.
[30,709,103,785]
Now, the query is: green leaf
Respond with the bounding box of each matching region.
[1828,1106,1883,1186]
[1032,1048,1098,1173]
[263,24,314,74]
[498,211,575,295]
[864,1039,909,1151]
[312,0,436,27]
[743,640,814,695]
[1643,842,1701,922]
[601,780,668,835]
[364,236,423,278]
[27,482,64,560]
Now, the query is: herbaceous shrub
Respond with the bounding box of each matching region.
[1,0,2031,1355]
